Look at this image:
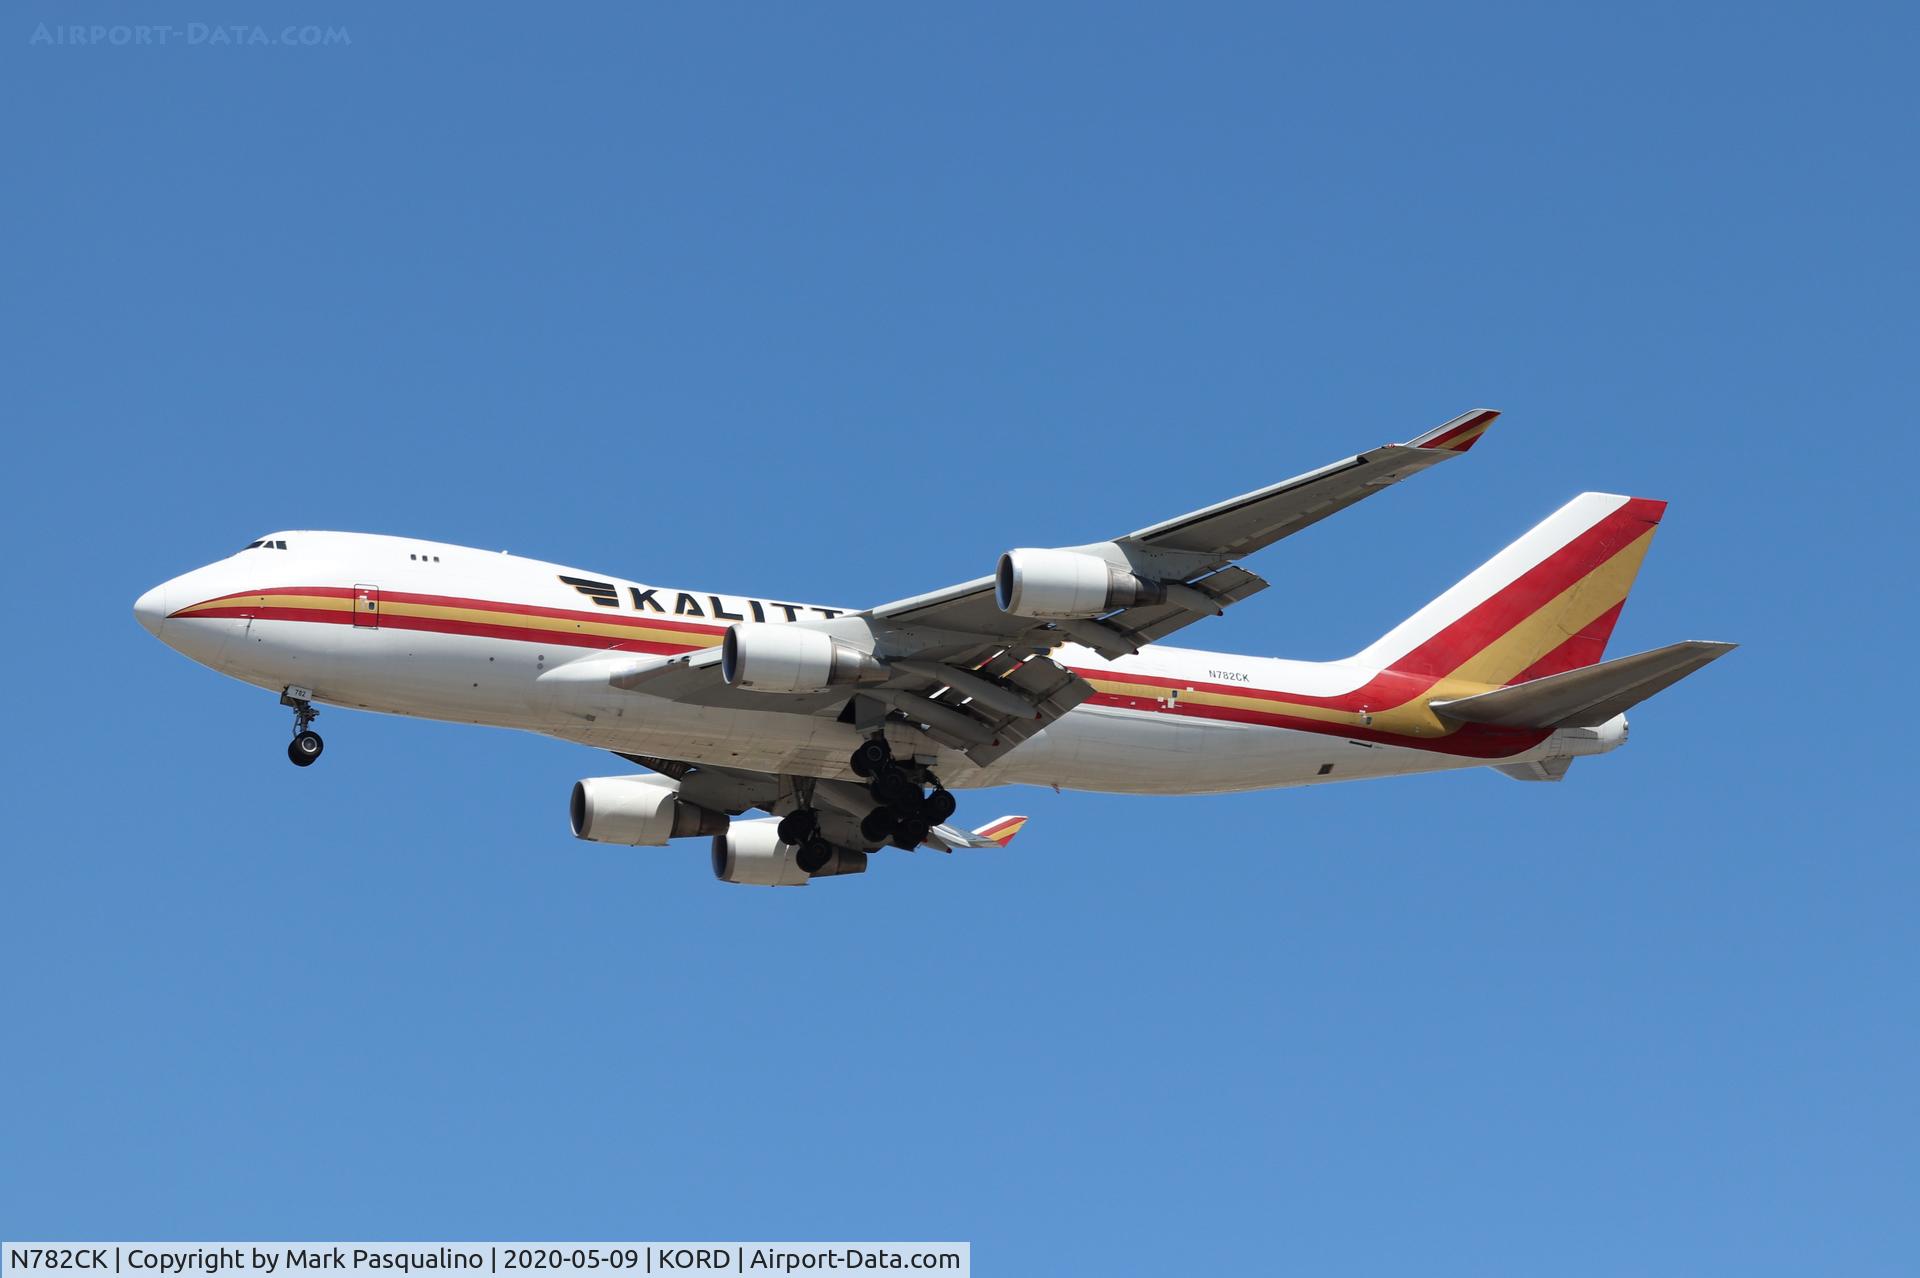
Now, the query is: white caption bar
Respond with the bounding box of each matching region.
[2,1246,968,1278]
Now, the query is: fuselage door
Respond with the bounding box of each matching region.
[352,584,381,629]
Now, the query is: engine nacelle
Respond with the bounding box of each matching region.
[721,622,888,693]
[710,820,869,887]
[570,775,728,846]
[995,548,1167,619]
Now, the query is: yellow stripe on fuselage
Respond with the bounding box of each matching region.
[1084,528,1657,739]
[1085,677,1469,739]
[173,592,722,650]
[378,600,721,648]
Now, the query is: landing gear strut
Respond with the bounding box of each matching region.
[281,688,324,767]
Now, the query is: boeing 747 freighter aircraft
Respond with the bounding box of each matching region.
[135,411,1733,885]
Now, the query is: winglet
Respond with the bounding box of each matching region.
[971,815,1029,847]
[1406,408,1500,454]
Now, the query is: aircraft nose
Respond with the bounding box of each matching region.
[134,582,171,637]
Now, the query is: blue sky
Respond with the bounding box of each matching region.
[3,2,1914,1272]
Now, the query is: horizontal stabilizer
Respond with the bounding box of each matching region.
[932,815,1029,850]
[1432,640,1736,729]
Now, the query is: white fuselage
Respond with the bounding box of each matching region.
[135,531,1624,794]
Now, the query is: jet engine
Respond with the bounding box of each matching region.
[720,622,888,693]
[995,548,1167,618]
[570,775,729,846]
[710,819,868,886]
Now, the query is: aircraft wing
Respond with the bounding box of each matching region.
[591,410,1497,767]
[869,408,1499,654]
[840,409,1499,762]
[614,752,1027,854]
[615,752,788,815]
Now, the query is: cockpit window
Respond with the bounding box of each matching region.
[242,539,289,550]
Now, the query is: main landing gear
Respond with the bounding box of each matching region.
[849,738,955,851]
[281,688,324,767]
[775,804,838,875]
[776,738,962,874]
[776,808,819,845]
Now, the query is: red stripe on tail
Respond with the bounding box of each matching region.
[1386,497,1665,678]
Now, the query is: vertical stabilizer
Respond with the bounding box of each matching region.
[1353,493,1666,682]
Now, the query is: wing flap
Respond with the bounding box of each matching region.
[877,652,1095,767]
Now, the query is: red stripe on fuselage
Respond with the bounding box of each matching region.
[176,587,1557,757]
[1081,691,1549,757]
[1058,499,1660,723]
[1069,664,1440,710]
[172,586,730,639]
[173,602,711,654]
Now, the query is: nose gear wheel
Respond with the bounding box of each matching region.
[280,688,324,767]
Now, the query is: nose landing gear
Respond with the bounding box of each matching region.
[280,687,324,767]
